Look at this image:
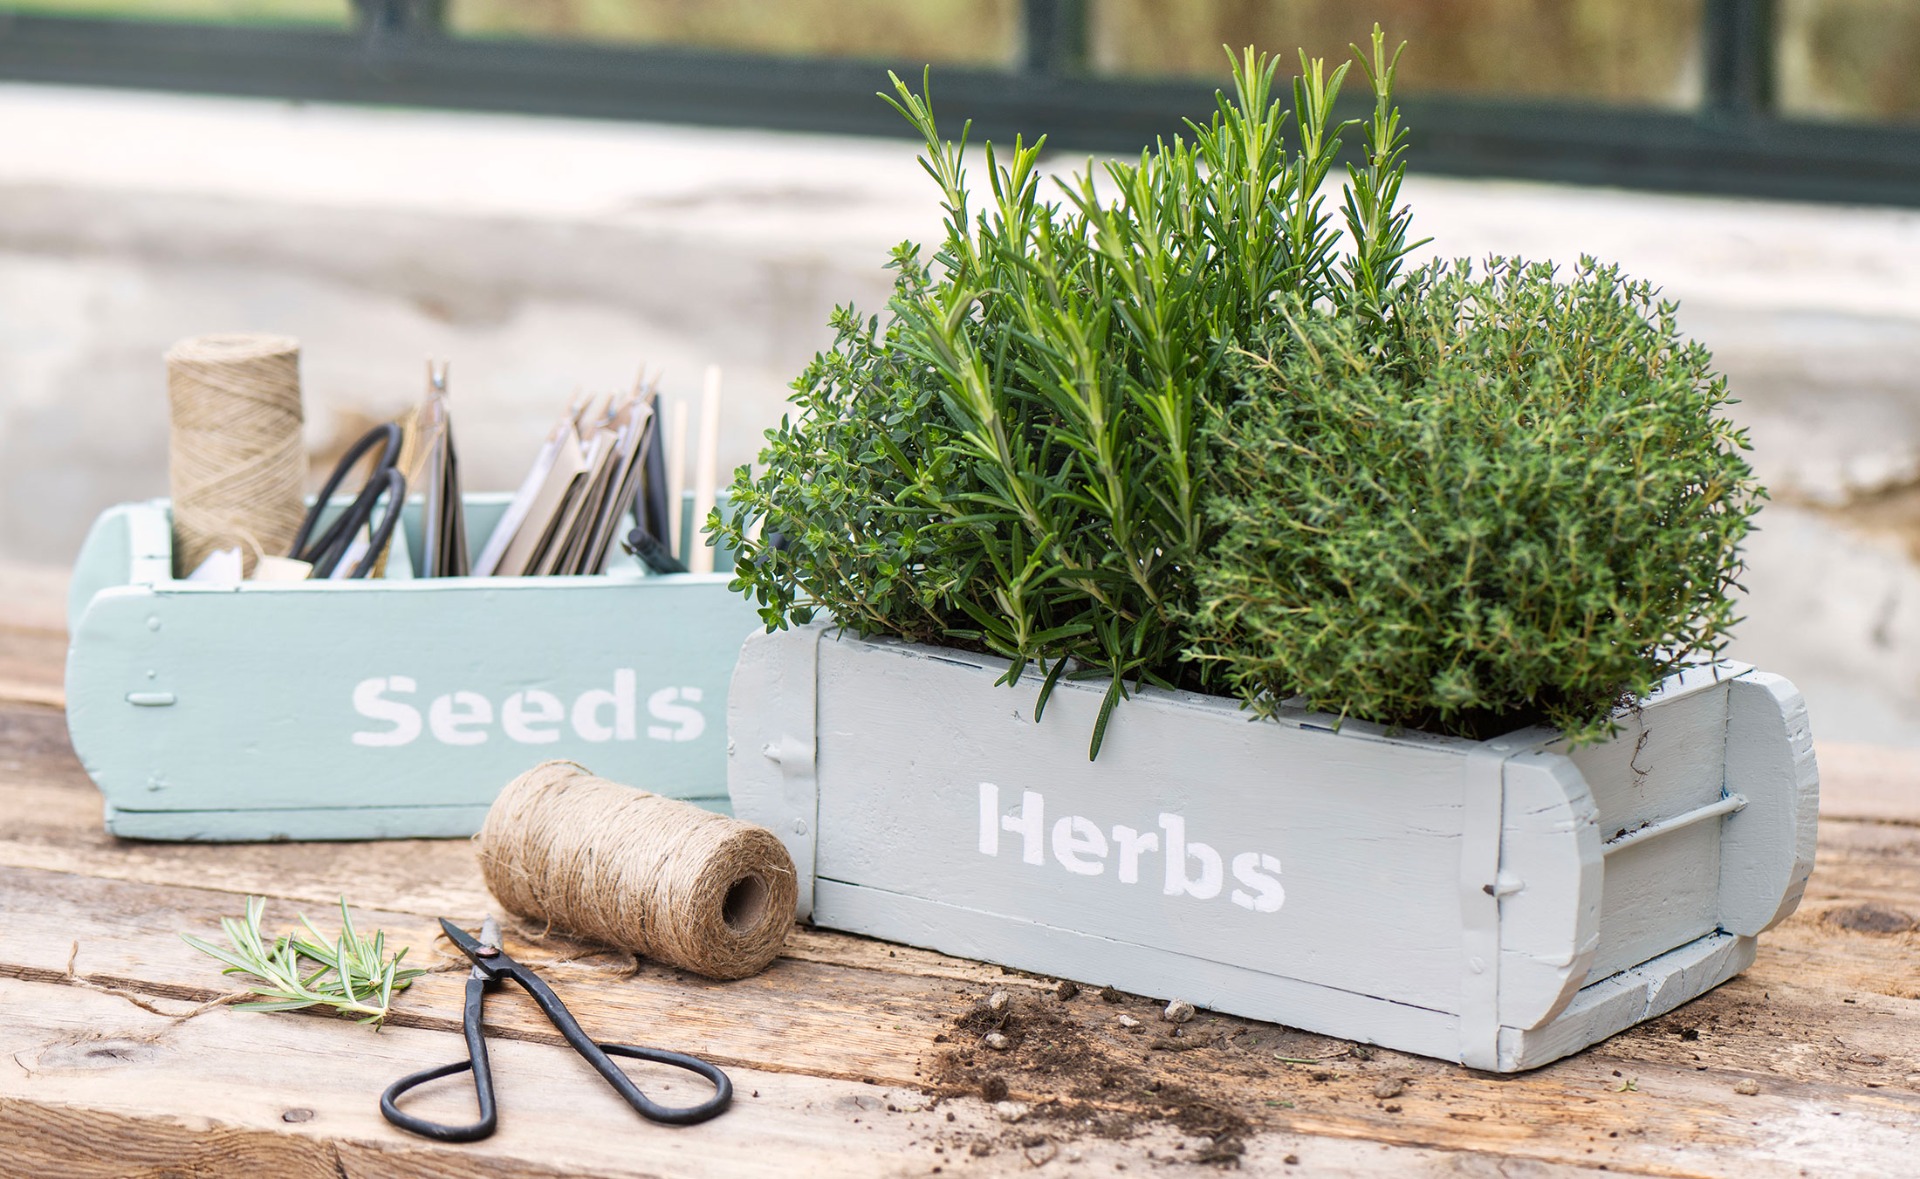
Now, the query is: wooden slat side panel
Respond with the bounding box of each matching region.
[65,576,757,819]
[810,635,1472,1013]
[1508,932,1757,1072]
[1563,681,1732,986]
[725,625,822,918]
[1562,680,1731,832]
[63,500,135,631]
[813,879,1466,1063]
[1583,824,1723,985]
[1496,752,1603,1032]
[1721,672,1821,935]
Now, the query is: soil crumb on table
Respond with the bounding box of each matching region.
[927,982,1287,1167]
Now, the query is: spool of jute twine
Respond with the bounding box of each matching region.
[166,333,306,577]
[477,761,797,981]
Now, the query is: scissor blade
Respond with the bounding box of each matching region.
[438,916,502,978]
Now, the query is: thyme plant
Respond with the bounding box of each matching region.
[1186,258,1761,743]
[720,33,1418,754]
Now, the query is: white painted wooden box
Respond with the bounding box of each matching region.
[728,624,1819,1072]
[65,496,758,841]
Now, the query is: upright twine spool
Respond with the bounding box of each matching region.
[166,333,306,576]
[477,762,797,981]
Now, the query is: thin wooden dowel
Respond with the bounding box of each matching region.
[689,365,723,575]
[667,399,690,561]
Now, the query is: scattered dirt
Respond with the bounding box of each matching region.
[924,983,1338,1167]
[1825,903,1917,934]
[881,831,1920,1167]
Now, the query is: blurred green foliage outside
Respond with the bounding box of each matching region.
[1090,0,1704,108]
[0,0,346,24]
[0,0,1913,123]
[447,0,1018,66]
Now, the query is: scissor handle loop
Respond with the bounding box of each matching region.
[593,1043,734,1125]
[506,963,733,1126]
[380,1058,498,1143]
[346,468,407,579]
[379,976,497,1142]
[292,422,407,578]
[381,930,733,1142]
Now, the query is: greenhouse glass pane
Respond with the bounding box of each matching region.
[1778,0,1920,124]
[0,0,348,25]
[1090,0,1704,110]
[447,0,1019,68]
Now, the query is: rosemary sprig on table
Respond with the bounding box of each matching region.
[180,895,425,1027]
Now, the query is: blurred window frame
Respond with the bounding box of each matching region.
[0,0,1914,205]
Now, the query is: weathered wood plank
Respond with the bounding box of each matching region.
[0,626,64,709]
[1816,742,1920,825]
[0,975,971,1179]
[4,977,1637,1179]
[2,696,1917,1091]
[0,701,1036,988]
[4,859,1918,1177]
[3,679,1919,1175]
[0,865,961,1090]
[0,560,68,633]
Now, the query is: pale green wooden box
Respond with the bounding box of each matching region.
[65,495,760,841]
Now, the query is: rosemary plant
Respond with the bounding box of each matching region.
[720,31,1419,755]
[181,895,424,1026]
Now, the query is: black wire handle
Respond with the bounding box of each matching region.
[512,963,733,1126]
[379,975,498,1143]
[379,963,731,1143]
[291,421,407,579]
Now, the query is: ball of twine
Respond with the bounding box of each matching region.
[477,761,797,981]
[165,333,306,577]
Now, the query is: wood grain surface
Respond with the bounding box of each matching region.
[2,613,1918,1177]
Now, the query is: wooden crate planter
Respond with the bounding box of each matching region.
[65,496,760,841]
[728,624,1818,1072]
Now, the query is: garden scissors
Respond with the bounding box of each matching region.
[379,916,733,1142]
[290,421,406,579]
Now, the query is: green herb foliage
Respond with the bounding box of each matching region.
[1186,257,1760,743]
[719,33,1419,755]
[181,895,424,1026]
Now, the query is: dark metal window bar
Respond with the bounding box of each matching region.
[0,0,1914,206]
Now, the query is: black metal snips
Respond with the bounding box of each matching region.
[290,420,406,579]
[379,916,732,1142]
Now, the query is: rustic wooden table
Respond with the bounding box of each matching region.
[2,615,1918,1178]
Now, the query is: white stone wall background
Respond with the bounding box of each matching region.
[4,83,1919,745]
